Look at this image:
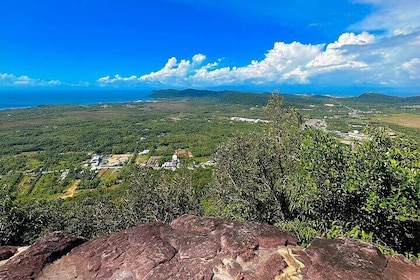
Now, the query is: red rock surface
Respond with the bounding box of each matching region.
[0,246,17,261]
[1,215,419,280]
[0,231,87,280]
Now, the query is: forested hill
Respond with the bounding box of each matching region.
[149,89,420,106]
[343,92,420,104]
[149,89,271,106]
[149,88,339,107]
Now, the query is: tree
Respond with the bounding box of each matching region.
[0,191,24,245]
[207,93,420,254]
[63,196,120,238]
[206,93,302,223]
[121,168,201,226]
[264,93,302,175]
[279,127,420,253]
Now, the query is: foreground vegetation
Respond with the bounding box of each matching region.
[0,91,419,257]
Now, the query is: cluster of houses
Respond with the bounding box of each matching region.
[230,117,270,123]
[88,154,130,171]
[144,148,194,170]
[304,118,368,142]
[88,148,198,172]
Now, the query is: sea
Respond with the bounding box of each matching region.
[0,90,153,110]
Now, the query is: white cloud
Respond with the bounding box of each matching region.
[97,74,140,85]
[97,28,419,90]
[0,73,62,87]
[400,58,420,79]
[351,0,420,36]
[304,32,374,76]
[139,57,193,84]
[97,32,379,88]
[192,54,206,64]
[327,32,375,49]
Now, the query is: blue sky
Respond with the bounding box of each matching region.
[0,0,419,94]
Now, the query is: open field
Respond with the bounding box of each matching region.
[373,113,420,129]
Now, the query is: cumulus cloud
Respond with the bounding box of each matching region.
[97,32,383,88]
[97,26,419,89]
[192,54,206,64]
[139,57,193,84]
[95,1,420,90]
[304,32,375,78]
[97,74,140,85]
[0,73,62,87]
[327,32,375,49]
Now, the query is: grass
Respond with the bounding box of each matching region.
[100,169,120,188]
[136,155,149,164]
[373,113,420,129]
[17,175,33,195]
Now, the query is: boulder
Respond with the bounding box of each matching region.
[299,237,420,279]
[1,215,419,279]
[38,216,298,279]
[0,232,87,280]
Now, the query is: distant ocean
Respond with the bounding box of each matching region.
[0,90,153,110]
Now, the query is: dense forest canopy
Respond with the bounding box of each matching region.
[207,94,420,255]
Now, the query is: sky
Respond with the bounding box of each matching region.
[0,0,419,95]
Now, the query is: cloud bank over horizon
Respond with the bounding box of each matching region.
[97,30,419,91]
[0,73,62,87]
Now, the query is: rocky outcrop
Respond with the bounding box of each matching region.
[1,215,419,279]
[298,237,420,280]
[0,232,87,280]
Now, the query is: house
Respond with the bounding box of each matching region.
[90,154,101,166]
[139,149,150,155]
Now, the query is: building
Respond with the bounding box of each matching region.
[90,155,101,166]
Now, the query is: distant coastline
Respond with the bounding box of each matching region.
[0,90,153,110]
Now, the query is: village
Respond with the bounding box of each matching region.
[87,147,216,173]
[230,105,371,143]
[22,105,378,190]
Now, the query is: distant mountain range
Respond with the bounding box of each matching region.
[149,89,420,106]
[350,92,420,104]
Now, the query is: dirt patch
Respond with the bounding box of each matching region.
[107,154,132,165]
[98,169,107,177]
[61,179,81,199]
